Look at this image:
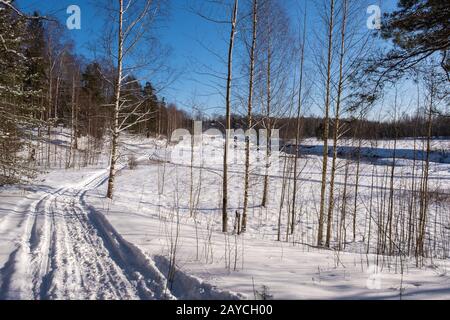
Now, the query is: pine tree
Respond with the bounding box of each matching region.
[0,3,42,184]
[81,62,109,139]
[142,82,159,137]
[24,12,48,112]
[381,0,449,80]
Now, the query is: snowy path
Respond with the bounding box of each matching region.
[0,168,174,300]
[0,159,240,300]
[0,139,241,300]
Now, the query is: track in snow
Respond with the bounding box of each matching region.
[0,166,238,300]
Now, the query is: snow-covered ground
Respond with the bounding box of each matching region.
[286,138,450,164]
[0,131,449,300]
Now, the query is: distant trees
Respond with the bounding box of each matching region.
[142,82,159,138]
[207,113,450,142]
[80,62,111,139]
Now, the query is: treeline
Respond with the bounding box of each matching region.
[281,113,450,140]
[0,5,188,185]
[207,113,450,140]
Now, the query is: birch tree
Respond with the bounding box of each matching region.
[290,5,307,236]
[0,1,44,184]
[317,0,335,246]
[325,0,348,247]
[222,0,239,233]
[242,0,258,233]
[106,0,167,199]
[257,0,294,208]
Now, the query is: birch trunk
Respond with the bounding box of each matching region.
[290,7,307,235]
[106,0,124,199]
[416,79,433,260]
[317,0,335,246]
[222,0,238,232]
[242,0,257,232]
[325,0,347,247]
[261,21,272,208]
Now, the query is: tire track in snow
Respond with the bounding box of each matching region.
[0,188,63,299]
[0,161,171,299]
[38,191,139,300]
[0,164,141,299]
[1,154,240,300]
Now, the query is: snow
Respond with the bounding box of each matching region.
[0,129,449,300]
[286,138,450,164]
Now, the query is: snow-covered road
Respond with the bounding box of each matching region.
[0,140,240,300]
[0,168,173,299]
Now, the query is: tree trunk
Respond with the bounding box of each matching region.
[353,131,362,242]
[290,6,307,236]
[325,0,347,247]
[261,22,272,208]
[242,0,257,232]
[222,0,238,233]
[106,0,124,199]
[317,0,335,246]
[416,78,433,260]
[68,73,76,168]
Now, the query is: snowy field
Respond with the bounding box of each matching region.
[0,130,449,300]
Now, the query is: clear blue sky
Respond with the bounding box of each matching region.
[18,0,399,118]
[18,0,230,112]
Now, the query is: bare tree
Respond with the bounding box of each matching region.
[221,0,239,232]
[325,0,348,247]
[106,0,125,199]
[106,0,167,199]
[242,0,258,232]
[257,0,294,208]
[317,0,335,246]
[67,68,80,169]
[290,5,307,236]
[416,66,441,260]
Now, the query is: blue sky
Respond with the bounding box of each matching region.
[18,0,230,111]
[18,0,400,117]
